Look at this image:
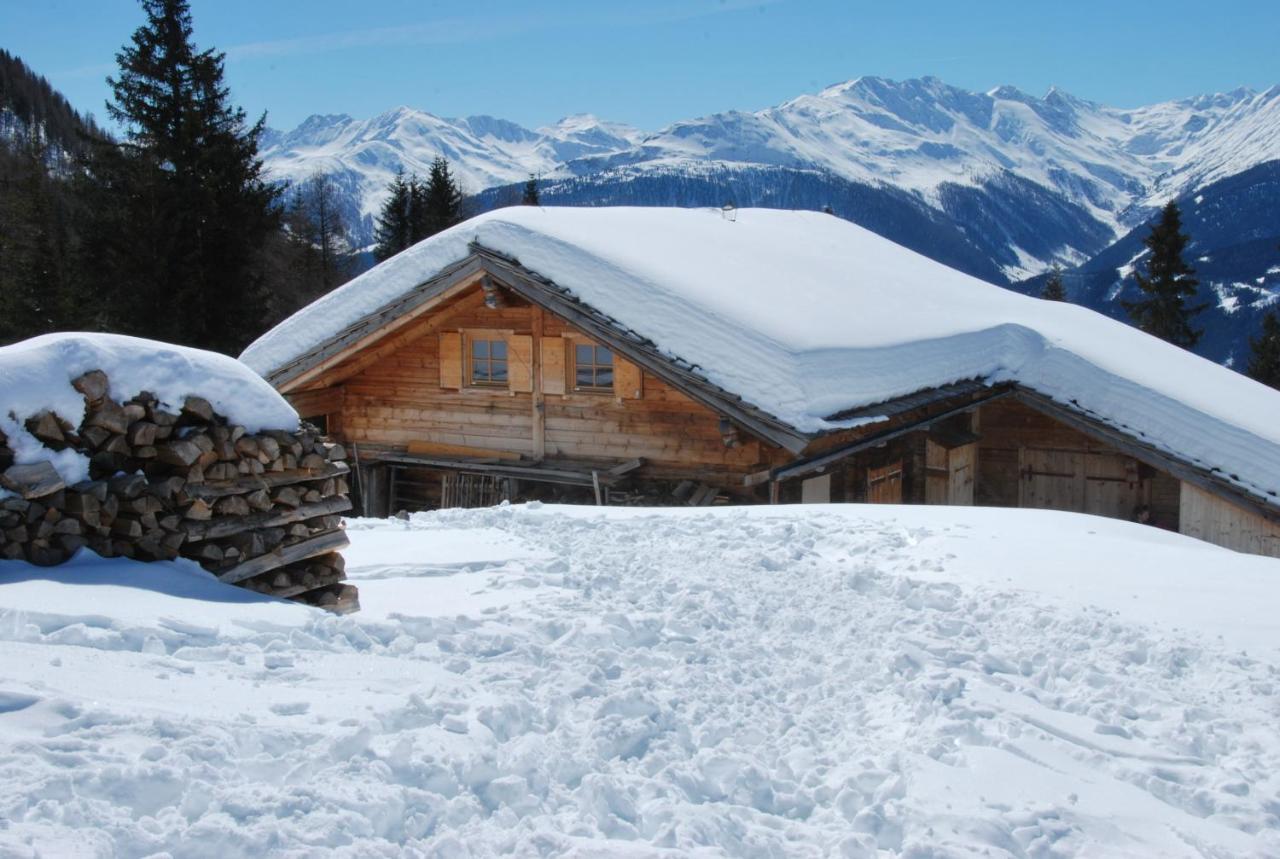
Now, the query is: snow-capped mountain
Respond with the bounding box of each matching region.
[261,109,643,239]
[262,76,1280,284]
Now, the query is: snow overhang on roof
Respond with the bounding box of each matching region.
[241,206,1280,506]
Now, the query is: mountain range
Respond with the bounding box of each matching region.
[261,76,1280,366]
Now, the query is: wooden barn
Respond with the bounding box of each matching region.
[241,207,1280,558]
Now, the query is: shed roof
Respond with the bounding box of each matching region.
[241,206,1280,506]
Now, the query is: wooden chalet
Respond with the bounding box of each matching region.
[243,207,1280,558]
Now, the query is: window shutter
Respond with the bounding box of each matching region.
[541,337,566,395]
[614,357,643,399]
[439,332,462,389]
[509,335,533,393]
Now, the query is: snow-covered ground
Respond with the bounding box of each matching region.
[1,504,1278,857]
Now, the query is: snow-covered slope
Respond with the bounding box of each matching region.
[261,76,1280,278]
[2,503,1279,855]
[242,206,1280,504]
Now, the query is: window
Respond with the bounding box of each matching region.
[573,343,613,392]
[469,337,508,387]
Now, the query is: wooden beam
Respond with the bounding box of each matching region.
[607,457,644,476]
[406,440,521,461]
[765,389,1013,483]
[372,452,617,487]
[185,496,352,542]
[531,306,547,460]
[218,528,350,585]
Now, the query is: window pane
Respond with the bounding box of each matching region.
[595,347,613,366]
[596,367,613,387]
[472,340,488,359]
[491,361,508,382]
[576,367,594,387]
[472,359,489,381]
[575,344,593,366]
[490,340,507,360]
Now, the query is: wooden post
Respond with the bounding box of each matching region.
[592,470,603,505]
[769,480,781,504]
[531,307,546,460]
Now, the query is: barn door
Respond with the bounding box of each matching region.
[867,460,904,504]
[926,441,976,505]
[1084,452,1144,519]
[1019,448,1084,511]
[947,443,976,505]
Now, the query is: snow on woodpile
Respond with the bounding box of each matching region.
[242,206,1280,502]
[3,333,299,484]
[0,334,356,610]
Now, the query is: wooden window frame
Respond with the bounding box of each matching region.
[568,338,615,395]
[464,330,511,389]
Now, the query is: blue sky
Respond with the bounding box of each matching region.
[5,0,1279,133]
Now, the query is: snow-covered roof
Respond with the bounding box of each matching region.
[2,333,298,485]
[242,206,1280,503]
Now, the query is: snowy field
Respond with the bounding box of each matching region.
[1,503,1278,857]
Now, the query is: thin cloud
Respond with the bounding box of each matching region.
[224,0,788,61]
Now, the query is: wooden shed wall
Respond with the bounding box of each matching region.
[1179,483,1280,558]
[975,398,1181,527]
[291,286,781,484]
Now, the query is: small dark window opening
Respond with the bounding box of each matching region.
[574,344,614,391]
[470,338,508,387]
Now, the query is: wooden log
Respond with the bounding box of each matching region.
[1,462,65,499]
[72,370,109,403]
[26,412,65,447]
[213,495,250,517]
[182,462,349,500]
[127,421,158,447]
[217,528,350,585]
[157,439,203,468]
[183,396,215,423]
[85,400,129,435]
[182,496,352,542]
[183,498,213,521]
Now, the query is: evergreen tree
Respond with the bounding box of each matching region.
[1247,311,1280,390]
[373,169,412,262]
[88,0,280,353]
[522,174,539,206]
[407,172,430,244]
[1041,265,1067,301]
[1122,201,1205,349]
[420,156,463,238]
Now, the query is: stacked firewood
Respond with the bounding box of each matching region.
[0,370,358,613]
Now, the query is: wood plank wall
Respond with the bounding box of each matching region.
[1179,483,1280,558]
[976,399,1181,527]
[293,287,783,485]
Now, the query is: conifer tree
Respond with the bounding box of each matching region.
[522,174,540,206]
[1247,311,1280,390]
[88,0,279,353]
[421,156,463,238]
[1041,265,1067,301]
[407,172,430,244]
[373,170,413,262]
[1122,201,1205,349]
